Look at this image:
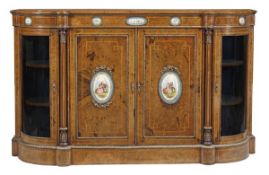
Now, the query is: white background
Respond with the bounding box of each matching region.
[0,0,268,174]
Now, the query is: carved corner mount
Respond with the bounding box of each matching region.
[204,29,213,44]
[59,127,68,146]
[203,126,212,145]
[60,29,67,43]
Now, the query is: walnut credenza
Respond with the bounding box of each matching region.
[11,9,256,165]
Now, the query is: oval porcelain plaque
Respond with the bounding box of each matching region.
[90,71,114,105]
[126,17,147,26]
[158,71,182,104]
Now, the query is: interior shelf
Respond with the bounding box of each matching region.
[25,97,49,107]
[222,60,244,67]
[25,60,49,68]
[222,95,243,106]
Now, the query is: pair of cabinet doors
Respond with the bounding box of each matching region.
[68,28,203,146]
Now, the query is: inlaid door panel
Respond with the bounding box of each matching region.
[137,29,202,145]
[69,29,135,145]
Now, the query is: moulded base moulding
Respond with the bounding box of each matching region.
[12,135,255,166]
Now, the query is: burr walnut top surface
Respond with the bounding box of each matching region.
[11,9,256,15]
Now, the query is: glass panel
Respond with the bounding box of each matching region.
[221,36,248,136]
[22,36,50,137]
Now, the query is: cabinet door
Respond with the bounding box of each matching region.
[137,29,202,145]
[15,28,59,145]
[69,29,135,145]
[213,28,253,143]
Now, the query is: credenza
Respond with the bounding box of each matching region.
[11,9,256,165]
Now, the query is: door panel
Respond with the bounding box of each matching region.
[69,29,135,145]
[17,28,59,145]
[137,29,202,145]
[212,28,253,143]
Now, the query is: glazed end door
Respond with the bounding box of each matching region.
[69,29,135,145]
[213,28,254,143]
[16,28,59,145]
[137,29,203,145]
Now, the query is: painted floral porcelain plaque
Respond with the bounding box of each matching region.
[158,67,182,104]
[90,69,114,107]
